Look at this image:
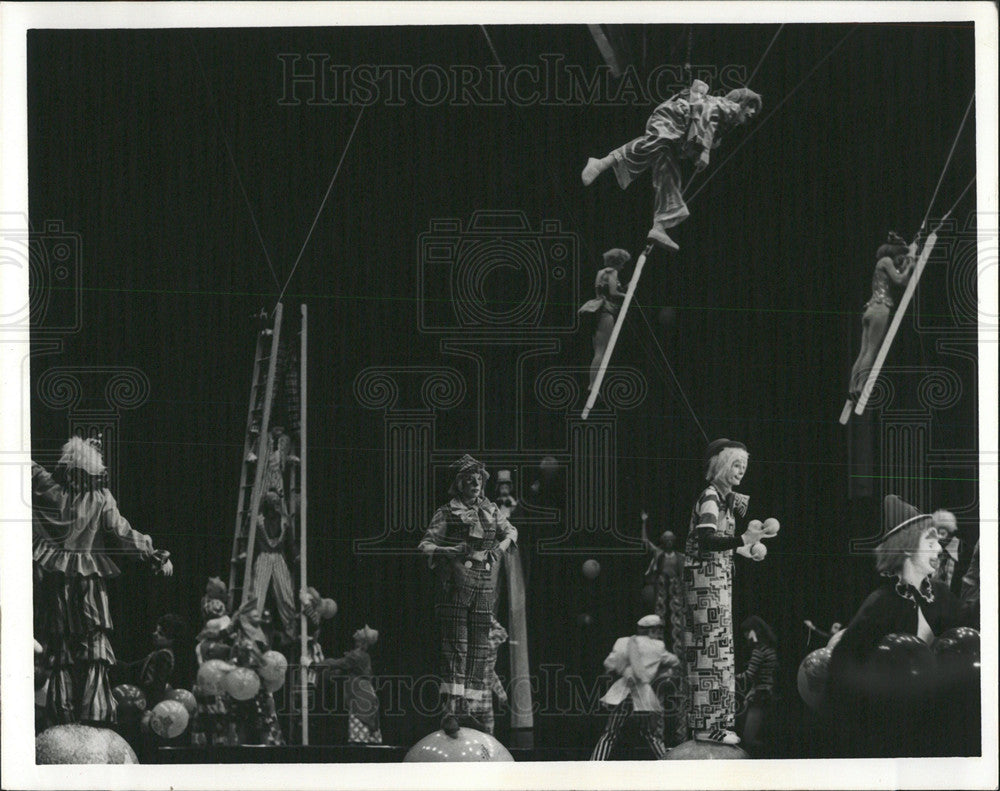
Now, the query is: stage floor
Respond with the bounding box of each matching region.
[155,744,658,763]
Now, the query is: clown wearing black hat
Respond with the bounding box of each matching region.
[418,455,518,732]
[825,495,979,757]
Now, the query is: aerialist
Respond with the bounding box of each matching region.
[578,248,631,392]
[847,232,916,401]
[581,80,762,251]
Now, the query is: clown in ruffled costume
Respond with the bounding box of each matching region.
[32,436,173,724]
[582,80,762,251]
[419,455,518,732]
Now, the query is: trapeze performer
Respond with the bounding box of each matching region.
[578,248,632,391]
[847,232,916,401]
[581,79,762,251]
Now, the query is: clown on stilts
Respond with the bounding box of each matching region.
[419,455,518,733]
[31,436,174,725]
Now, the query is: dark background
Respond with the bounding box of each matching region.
[27,23,979,755]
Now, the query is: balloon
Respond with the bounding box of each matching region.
[404,727,514,762]
[867,632,935,697]
[259,650,289,684]
[582,559,601,580]
[319,598,338,620]
[263,674,285,693]
[111,684,147,720]
[196,659,233,696]
[576,613,593,628]
[166,687,197,716]
[539,456,558,474]
[150,699,190,738]
[933,627,980,677]
[665,739,748,760]
[139,710,154,734]
[36,724,138,764]
[224,666,261,701]
[797,647,832,711]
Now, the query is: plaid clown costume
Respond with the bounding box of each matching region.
[419,456,517,721]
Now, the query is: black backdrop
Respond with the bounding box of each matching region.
[27,23,979,753]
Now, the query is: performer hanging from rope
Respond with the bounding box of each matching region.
[581,80,762,251]
[847,232,917,401]
[578,248,632,392]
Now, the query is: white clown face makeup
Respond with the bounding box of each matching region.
[911,526,942,578]
[458,472,483,503]
[725,453,748,488]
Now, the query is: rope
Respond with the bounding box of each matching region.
[275,106,366,307]
[632,296,710,443]
[746,24,784,86]
[939,176,977,223]
[189,33,282,290]
[686,25,857,203]
[920,93,976,233]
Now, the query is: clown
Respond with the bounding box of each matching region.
[847,233,916,400]
[320,625,382,744]
[681,439,776,745]
[250,489,298,646]
[419,455,518,732]
[32,436,173,725]
[582,80,762,251]
[578,248,632,392]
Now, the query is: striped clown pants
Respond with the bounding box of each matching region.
[251,551,297,638]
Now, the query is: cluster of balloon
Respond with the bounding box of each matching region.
[196,658,235,696]
[259,650,289,693]
[36,724,138,764]
[582,559,601,580]
[665,740,748,760]
[404,727,515,762]
[150,699,190,739]
[796,647,832,711]
[111,684,147,723]
[225,666,262,701]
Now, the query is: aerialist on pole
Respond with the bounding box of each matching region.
[578,248,632,392]
[846,232,917,402]
[581,79,762,251]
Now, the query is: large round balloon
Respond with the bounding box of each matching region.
[259,650,288,685]
[196,659,234,696]
[150,699,190,738]
[111,683,147,721]
[797,647,832,711]
[319,598,338,620]
[404,727,514,762]
[36,724,138,764]
[933,627,980,672]
[166,687,197,716]
[582,559,601,580]
[665,739,748,760]
[225,666,261,701]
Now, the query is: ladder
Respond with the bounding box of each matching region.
[228,303,285,612]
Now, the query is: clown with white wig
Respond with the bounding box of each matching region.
[32,436,173,725]
[681,439,778,746]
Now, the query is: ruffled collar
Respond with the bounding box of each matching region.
[883,572,935,605]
